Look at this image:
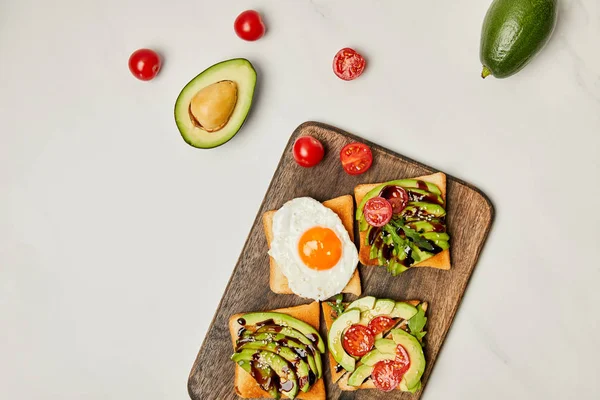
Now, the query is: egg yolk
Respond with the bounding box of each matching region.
[298,227,342,270]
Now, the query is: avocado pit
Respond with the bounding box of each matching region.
[188,80,238,132]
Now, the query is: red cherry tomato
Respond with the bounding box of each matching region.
[368,316,397,336]
[128,49,161,81]
[372,360,404,392]
[292,136,325,168]
[395,344,411,373]
[340,142,373,175]
[342,324,374,357]
[333,48,366,81]
[234,10,266,41]
[364,197,393,227]
[380,186,409,214]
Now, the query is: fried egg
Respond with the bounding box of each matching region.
[268,197,359,301]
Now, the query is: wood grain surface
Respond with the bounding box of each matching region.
[188,122,494,400]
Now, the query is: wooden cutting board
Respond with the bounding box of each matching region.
[188,122,494,399]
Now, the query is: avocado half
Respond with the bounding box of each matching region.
[174,58,257,148]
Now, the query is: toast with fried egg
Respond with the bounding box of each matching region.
[263,195,361,297]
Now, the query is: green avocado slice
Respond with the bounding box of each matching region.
[246,332,319,382]
[238,341,312,392]
[407,220,446,233]
[421,232,450,241]
[235,359,280,399]
[174,58,256,149]
[374,338,397,354]
[390,302,418,320]
[347,364,374,387]
[239,312,325,353]
[255,326,323,379]
[391,329,426,391]
[358,298,396,326]
[347,296,376,311]
[359,349,396,366]
[232,349,299,399]
[402,202,446,219]
[328,308,361,372]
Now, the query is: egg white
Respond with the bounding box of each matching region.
[268,197,359,301]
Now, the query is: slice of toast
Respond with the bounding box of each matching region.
[263,195,361,297]
[354,172,451,270]
[229,302,325,400]
[321,301,427,392]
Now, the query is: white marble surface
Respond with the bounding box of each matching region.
[1,0,599,399]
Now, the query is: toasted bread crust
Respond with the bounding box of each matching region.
[354,172,451,270]
[229,302,325,400]
[263,195,361,297]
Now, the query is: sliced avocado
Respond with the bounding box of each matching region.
[407,220,445,233]
[433,240,450,250]
[402,202,446,219]
[422,232,450,241]
[411,246,434,264]
[238,341,312,392]
[390,302,418,320]
[405,188,444,205]
[358,298,395,325]
[232,349,299,399]
[255,325,322,378]
[347,296,376,311]
[240,312,324,353]
[374,338,397,354]
[360,349,396,366]
[328,308,361,372]
[174,58,256,149]
[236,360,280,399]
[347,364,374,387]
[249,332,319,381]
[391,329,426,391]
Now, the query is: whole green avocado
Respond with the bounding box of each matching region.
[480,0,558,79]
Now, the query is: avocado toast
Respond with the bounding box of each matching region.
[229,301,326,399]
[322,297,428,393]
[355,172,451,275]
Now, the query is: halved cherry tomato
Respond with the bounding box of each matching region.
[333,48,366,81]
[368,316,397,336]
[234,10,265,41]
[340,142,372,175]
[363,197,392,227]
[292,136,324,167]
[395,344,411,373]
[380,185,409,214]
[372,360,404,392]
[128,49,161,81]
[342,324,374,357]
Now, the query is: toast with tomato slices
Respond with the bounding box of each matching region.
[229,302,326,400]
[322,300,428,392]
[263,194,361,296]
[354,172,451,271]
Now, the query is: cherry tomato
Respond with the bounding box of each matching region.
[364,197,393,227]
[333,48,366,81]
[340,142,373,175]
[395,344,411,373]
[234,10,266,41]
[292,136,325,168]
[368,316,397,336]
[380,185,409,214]
[372,360,404,392]
[128,49,161,81]
[342,324,374,357]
